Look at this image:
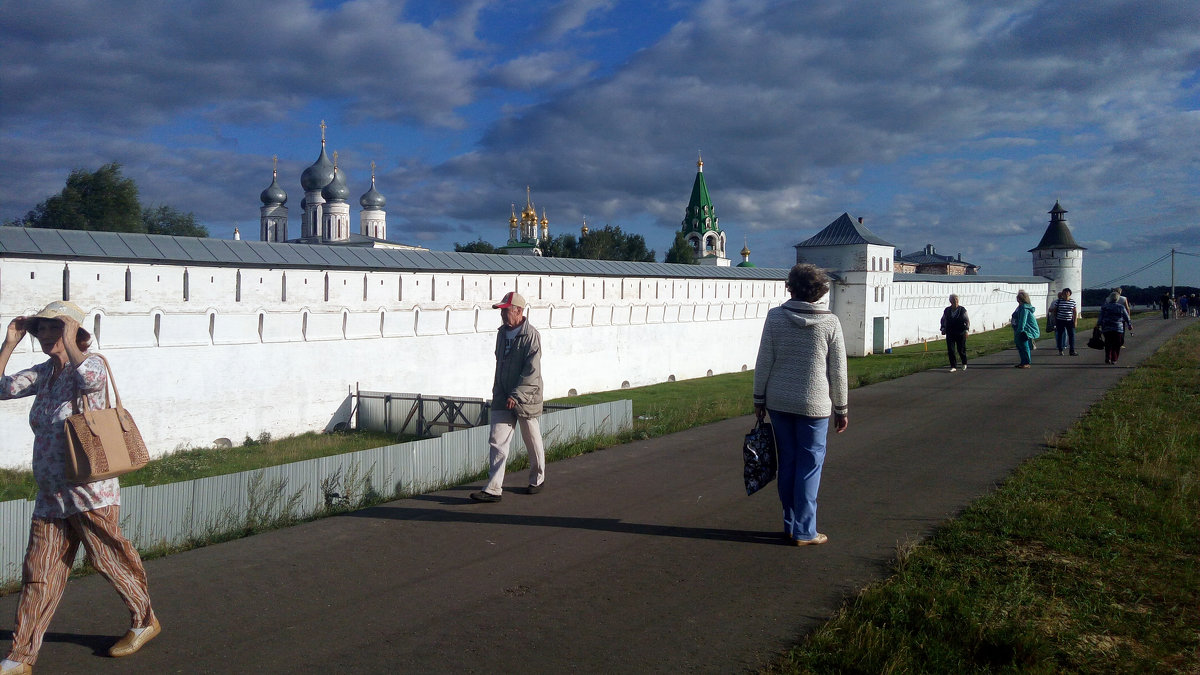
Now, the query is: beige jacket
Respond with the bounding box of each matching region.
[492,319,543,418]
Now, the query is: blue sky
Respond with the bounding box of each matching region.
[2,0,1198,289]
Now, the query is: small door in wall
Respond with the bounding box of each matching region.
[872,316,885,354]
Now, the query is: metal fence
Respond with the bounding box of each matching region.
[0,399,631,585]
[352,390,578,438]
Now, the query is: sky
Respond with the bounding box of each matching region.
[2,0,1198,289]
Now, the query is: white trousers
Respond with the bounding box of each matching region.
[484,410,545,495]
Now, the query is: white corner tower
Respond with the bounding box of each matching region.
[1030,200,1085,301]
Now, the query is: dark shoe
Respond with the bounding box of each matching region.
[110,616,161,657]
[470,491,502,502]
[1058,350,1064,355]
[1070,351,1078,356]
[526,483,543,495]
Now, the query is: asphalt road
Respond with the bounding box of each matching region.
[2,316,1192,674]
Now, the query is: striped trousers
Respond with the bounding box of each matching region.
[7,505,153,665]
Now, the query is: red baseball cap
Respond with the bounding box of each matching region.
[492,291,527,309]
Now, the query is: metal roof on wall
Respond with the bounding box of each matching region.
[0,228,788,280]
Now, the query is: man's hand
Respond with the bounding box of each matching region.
[506,397,517,410]
[834,413,849,433]
[754,403,765,421]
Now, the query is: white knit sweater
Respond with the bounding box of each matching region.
[753,300,849,418]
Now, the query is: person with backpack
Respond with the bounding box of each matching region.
[939,294,970,372]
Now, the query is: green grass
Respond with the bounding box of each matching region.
[767,321,1200,674]
[551,315,1098,426]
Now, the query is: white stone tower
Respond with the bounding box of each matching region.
[1030,200,1085,301]
[259,156,288,242]
[360,161,387,240]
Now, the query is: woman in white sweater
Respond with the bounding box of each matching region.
[753,264,849,546]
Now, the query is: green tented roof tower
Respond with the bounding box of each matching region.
[680,154,727,265]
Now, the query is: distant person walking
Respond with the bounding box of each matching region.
[1178,294,1189,318]
[939,294,970,371]
[1011,289,1040,369]
[1051,288,1079,356]
[1113,288,1132,315]
[1098,292,1133,365]
[1160,292,1174,320]
[753,263,849,546]
[0,301,160,674]
[471,291,546,502]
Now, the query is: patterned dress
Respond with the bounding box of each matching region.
[0,354,120,518]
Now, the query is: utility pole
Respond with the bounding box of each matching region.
[1171,248,1176,299]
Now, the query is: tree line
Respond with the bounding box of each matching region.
[1082,285,1200,307]
[457,227,698,264]
[4,163,208,237]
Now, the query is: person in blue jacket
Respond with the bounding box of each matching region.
[1011,289,1040,368]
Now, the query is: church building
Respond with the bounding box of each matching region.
[680,155,728,266]
[258,122,423,251]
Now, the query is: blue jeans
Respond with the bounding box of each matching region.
[1055,323,1075,352]
[1015,333,1033,365]
[768,411,829,541]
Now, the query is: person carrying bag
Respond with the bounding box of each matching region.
[0,301,160,673]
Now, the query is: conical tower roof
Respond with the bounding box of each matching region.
[681,154,718,234]
[1029,200,1085,251]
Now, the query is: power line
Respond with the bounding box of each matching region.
[1094,251,1172,288]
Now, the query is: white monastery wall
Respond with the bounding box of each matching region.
[0,255,785,467]
[887,278,1048,349]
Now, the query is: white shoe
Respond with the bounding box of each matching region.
[961,364,967,370]
[949,367,957,372]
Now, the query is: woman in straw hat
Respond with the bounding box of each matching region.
[0,301,159,673]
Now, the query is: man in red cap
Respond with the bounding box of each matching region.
[471,291,546,502]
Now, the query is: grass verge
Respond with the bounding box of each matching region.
[767,321,1200,674]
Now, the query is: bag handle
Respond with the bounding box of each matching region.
[71,354,132,434]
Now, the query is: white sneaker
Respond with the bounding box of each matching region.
[961,364,967,370]
[949,367,957,372]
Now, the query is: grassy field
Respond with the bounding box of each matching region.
[768,321,1200,674]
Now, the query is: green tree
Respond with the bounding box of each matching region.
[21,163,143,233]
[455,239,501,254]
[664,231,697,264]
[143,205,209,237]
[540,233,579,258]
[567,225,655,262]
